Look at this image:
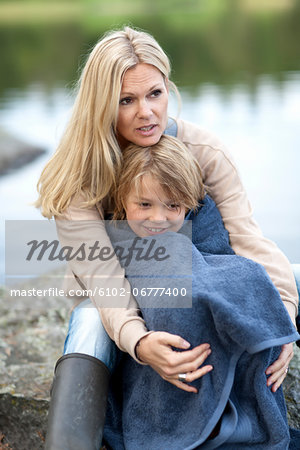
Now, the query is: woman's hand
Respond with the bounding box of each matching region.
[136,331,213,393]
[265,343,294,392]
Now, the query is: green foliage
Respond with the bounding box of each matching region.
[0,0,300,94]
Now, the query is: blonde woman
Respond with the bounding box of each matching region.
[36,27,298,449]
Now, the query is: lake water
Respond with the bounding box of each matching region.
[1,72,300,283]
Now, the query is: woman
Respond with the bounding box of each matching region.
[35,26,298,448]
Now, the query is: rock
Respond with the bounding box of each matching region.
[0,273,70,449]
[0,275,299,448]
[283,345,300,429]
[0,395,48,449]
[0,128,45,175]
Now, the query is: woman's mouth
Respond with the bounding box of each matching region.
[136,124,157,136]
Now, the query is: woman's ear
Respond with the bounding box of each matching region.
[165,77,170,94]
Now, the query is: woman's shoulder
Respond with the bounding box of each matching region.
[176,118,228,152]
[175,118,236,168]
[58,192,103,221]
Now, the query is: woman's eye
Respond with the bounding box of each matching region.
[150,89,162,98]
[119,97,132,105]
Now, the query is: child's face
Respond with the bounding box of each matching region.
[124,174,186,237]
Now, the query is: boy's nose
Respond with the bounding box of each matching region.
[149,208,166,222]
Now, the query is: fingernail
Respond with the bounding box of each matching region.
[182,340,190,349]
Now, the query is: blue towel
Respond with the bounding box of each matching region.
[104,196,299,450]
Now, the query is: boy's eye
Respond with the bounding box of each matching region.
[139,202,151,208]
[119,97,132,105]
[168,203,180,210]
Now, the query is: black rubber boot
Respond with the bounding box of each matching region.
[45,353,110,450]
[296,314,300,348]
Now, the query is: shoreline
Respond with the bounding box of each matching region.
[0,128,45,176]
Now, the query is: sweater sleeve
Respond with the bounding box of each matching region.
[178,119,298,326]
[55,193,150,362]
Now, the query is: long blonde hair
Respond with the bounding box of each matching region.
[35,26,179,218]
[113,135,205,220]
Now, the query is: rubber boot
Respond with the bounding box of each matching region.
[45,353,110,450]
[296,314,300,348]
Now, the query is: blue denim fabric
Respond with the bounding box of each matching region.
[63,298,118,373]
[293,264,300,337]
[293,264,300,297]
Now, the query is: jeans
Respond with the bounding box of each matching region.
[63,266,300,369]
[63,298,118,373]
[294,264,300,296]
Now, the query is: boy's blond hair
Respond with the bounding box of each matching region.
[113,135,205,220]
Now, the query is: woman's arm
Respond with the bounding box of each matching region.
[178,118,299,324]
[177,118,298,391]
[55,192,150,361]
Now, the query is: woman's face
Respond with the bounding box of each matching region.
[117,63,169,149]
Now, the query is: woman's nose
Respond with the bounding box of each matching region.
[137,100,152,119]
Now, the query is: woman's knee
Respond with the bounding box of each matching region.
[63,299,118,372]
[292,264,300,298]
